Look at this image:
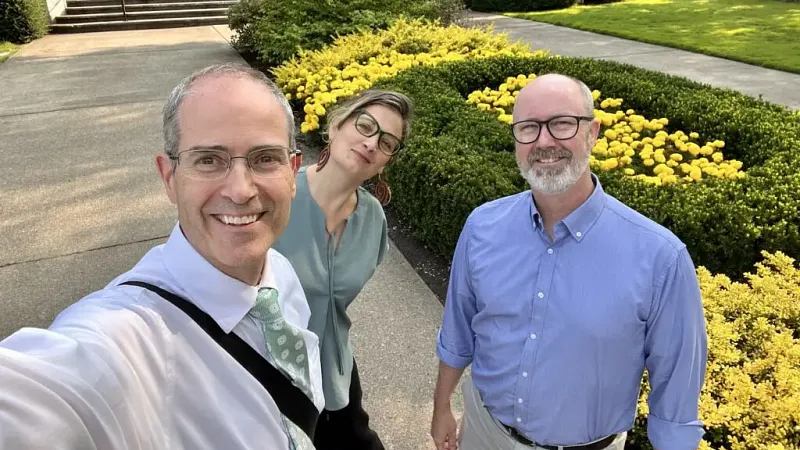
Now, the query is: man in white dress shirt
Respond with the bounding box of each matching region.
[0,63,325,449]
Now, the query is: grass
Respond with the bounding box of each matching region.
[0,42,21,63]
[506,0,800,74]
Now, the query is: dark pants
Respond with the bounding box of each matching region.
[313,360,384,450]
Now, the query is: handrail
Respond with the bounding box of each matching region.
[120,0,127,21]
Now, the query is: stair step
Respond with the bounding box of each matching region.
[50,15,228,32]
[133,1,235,9]
[66,5,122,13]
[123,0,231,4]
[65,0,228,6]
[126,0,236,4]
[55,8,229,23]
[66,2,232,13]
[65,0,121,6]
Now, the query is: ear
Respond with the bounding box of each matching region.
[591,117,601,138]
[290,151,301,200]
[156,152,178,205]
[588,118,601,145]
[289,169,298,199]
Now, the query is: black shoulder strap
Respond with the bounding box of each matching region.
[119,280,319,439]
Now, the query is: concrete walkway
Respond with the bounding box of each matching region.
[0,27,455,450]
[463,11,800,110]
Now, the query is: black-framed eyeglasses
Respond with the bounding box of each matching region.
[510,115,594,144]
[353,110,403,156]
[170,146,297,181]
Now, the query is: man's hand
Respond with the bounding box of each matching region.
[431,405,458,450]
[431,362,465,450]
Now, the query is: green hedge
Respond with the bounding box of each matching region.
[363,55,800,280]
[580,0,621,5]
[469,0,576,12]
[0,0,49,44]
[227,0,461,70]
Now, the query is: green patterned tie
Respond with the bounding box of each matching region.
[249,287,313,400]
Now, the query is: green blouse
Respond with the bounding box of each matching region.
[272,166,389,411]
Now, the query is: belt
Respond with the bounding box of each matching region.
[501,425,617,450]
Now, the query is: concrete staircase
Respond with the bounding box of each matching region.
[50,0,236,33]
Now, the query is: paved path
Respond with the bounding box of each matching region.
[0,27,457,450]
[463,11,800,110]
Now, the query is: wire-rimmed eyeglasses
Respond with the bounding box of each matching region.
[510,115,594,144]
[170,146,297,181]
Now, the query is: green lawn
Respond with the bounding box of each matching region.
[507,0,800,74]
[0,42,21,64]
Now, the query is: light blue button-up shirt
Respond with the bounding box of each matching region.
[437,175,707,450]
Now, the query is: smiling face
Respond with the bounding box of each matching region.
[327,104,404,181]
[155,75,298,285]
[512,75,600,195]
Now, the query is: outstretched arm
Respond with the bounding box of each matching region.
[0,328,129,449]
[0,297,168,450]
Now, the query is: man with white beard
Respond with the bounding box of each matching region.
[430,74,708,450]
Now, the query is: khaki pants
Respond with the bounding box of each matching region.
[458,375,627,450]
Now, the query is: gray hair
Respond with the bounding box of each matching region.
[550,73,595,116]
[323,89,413,144]
[572,76,596,117]
[162,63,296,159]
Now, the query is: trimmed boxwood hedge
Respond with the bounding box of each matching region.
[228,0,458,70]
[469,0,576,12]
[364,55,800,280]
[0,0,49,44]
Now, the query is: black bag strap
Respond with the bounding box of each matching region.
[119,280,319,439]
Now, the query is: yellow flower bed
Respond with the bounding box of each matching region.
[272,18,548,133]
[640,251,800,450]
[466,75,747,185]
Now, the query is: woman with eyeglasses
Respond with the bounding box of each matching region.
[272,89,413,450]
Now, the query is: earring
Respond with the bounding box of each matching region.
[292,150,303,172]
[316,145,330,172]
[372,173,391,206]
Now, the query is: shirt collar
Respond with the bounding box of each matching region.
[161,223,277,333]
[529,173,606,242]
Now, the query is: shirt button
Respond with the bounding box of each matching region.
[537,292,544,299]
[530,334,537,340]
[518,398,523,404]
[516,417,522,423]
[576,232,583,237]
[547,248,553,254]
[522,372,528,377]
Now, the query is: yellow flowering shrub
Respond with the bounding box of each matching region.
[636,251,800,450]
[466,77,747,185]
[272,18,548,133]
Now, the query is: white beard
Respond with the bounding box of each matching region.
[519,148,590,195]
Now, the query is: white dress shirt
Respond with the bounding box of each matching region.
[0,224,324,450]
